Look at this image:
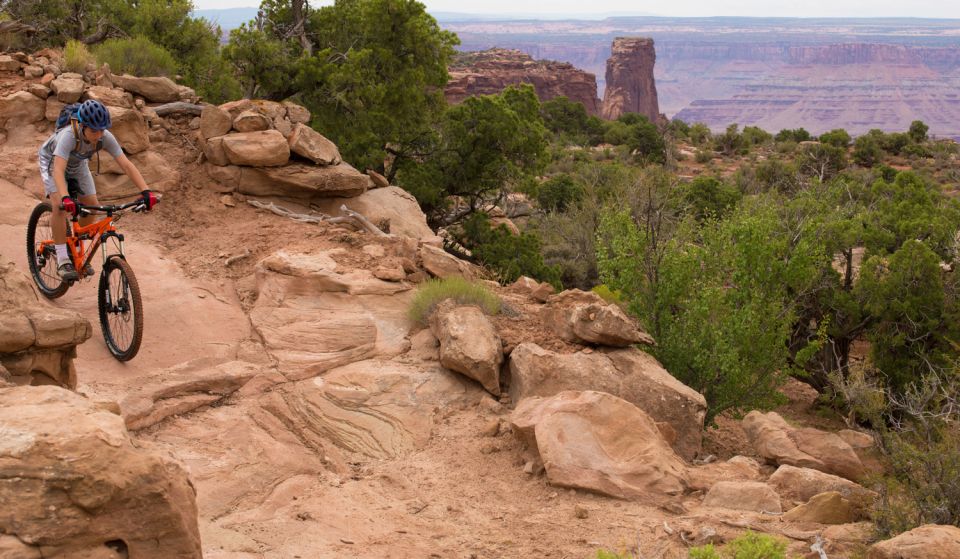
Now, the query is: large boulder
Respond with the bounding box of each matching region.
[111,74,181,103]
[0,260,91,388]
[702,481,781,513]
[208,161,368,199]
[202,135,230,166]
[429,302,503,395]
[867,525,960,559]
[0,54,21,72]
[249,250,413,379]
[508,343,706,460]
[511,390,688,502]
[0,385,201,558]
[743,411,866,481]
[0,90,46,127]
[232,109,270,132]
[542,289,655,347]
[687,456,763,492]
[199,104,233,140]
[419,243,478,279]
[768,465,877,510]
[282,100,311,123]
[312,186,435,240]
[83,85,133,108]
[95,149,180,197]
[288,123,342,165]
[782,491,859,524]
[221,129,290,167]
[106,106,150,154]
[50,75,84,103]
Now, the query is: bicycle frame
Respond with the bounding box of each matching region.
[36,208,126,278]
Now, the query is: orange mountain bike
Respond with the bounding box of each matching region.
[26,195,156,361]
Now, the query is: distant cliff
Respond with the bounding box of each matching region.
[600,37,660,122]
[446,48,600,115]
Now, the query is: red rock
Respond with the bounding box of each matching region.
[446,48,600,115]
[601,37,660,122]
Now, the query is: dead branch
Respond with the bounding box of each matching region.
[247,199,389,237]
[81,18,125,45]
[225,249,251,266]
[0,20,35,35]
[154,102,204,117]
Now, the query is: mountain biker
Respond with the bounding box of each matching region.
[37,99,157,281]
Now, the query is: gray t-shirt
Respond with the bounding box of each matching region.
[37,125,123,176]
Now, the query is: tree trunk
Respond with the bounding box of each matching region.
[290,0,313,56]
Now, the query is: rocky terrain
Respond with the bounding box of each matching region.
[2,50,960,559]
[447,48,601,115]
[446,17,960,137]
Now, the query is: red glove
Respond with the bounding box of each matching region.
[141,190,158,210]
[61,195,78,217]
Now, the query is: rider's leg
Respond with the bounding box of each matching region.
[77,192,100,227]
[49,195,67,244]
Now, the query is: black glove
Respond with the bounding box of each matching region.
[61,195,78,217]
[141,190,158,211]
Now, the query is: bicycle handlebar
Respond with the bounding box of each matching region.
[75,193,162,215]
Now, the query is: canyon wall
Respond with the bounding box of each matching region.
[445,48,600,115]
[600,37,660,122]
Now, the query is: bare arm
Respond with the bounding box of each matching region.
[114,153,150,192]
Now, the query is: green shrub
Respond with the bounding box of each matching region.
[457,213,561,286]
[595,550,631,559]
[537,174,584,212]
[695,149,714,164]
[63,40,95,73]
[407,277,501,325]
[725,531,787,558]
[688,545,721,559]
[94,36,178,77]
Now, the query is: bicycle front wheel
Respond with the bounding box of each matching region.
[98,256,143,361]
[26,202,69,299]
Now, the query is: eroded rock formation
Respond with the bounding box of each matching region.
[600,37,660,122]
[446,48,600,115]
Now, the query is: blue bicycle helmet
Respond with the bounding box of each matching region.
[77,100,111,131]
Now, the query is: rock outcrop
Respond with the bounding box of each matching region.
[0,385,201,558]
[542,289,654,346]
[702,481,781,514]
[743,411,866,481]
[446,48,600,115]
[429,302,503,395]
[0,259,90,388]
[867,524,960,559]
[511,390,688,502]
[600,37,660,122]
[767,465,876,511]
[508,342,706,460]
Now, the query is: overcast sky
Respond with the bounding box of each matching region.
[193,0,960,18]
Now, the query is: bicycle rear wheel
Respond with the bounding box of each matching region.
[98,255,143,361]
[26,202,70,299]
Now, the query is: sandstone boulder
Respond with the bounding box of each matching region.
[50,75,84,103]
[508,343,706,460]
[233,109,270,132]
[702,481,781,513]
[0,260,91,388]
[367,169,389,188]
[419,243,478,279]
[288,123,342,165]
[45,97,64,122]
[83,85,133,108]
[200,104,233,140]
[202,135,230,166]
[511,390,688,502]
[768,465,876,510]
[312,186,435,240]
[250,249,413,379]
[543,289,655,346]
[26,83,50,99]
[782,491,859,524]
[24,65,44,78]
[743,411,866,481]
[0,90,45,127]
[228,161,368,198]
[0,54,20,72]
[111,74,180,103]
[283,100,311,123]
[0,385,201,558]
[221,130,290,167]
[106,106,150,154]
[687,455,763,492]
[867,525,960,559]
[96,149,180,197]
[429,302,503,395]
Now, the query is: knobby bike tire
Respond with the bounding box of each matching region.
[97,255,144,361]
[26,202,70,299]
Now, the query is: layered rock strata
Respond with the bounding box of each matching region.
[446,48,600,115]
[600,37,660,122]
